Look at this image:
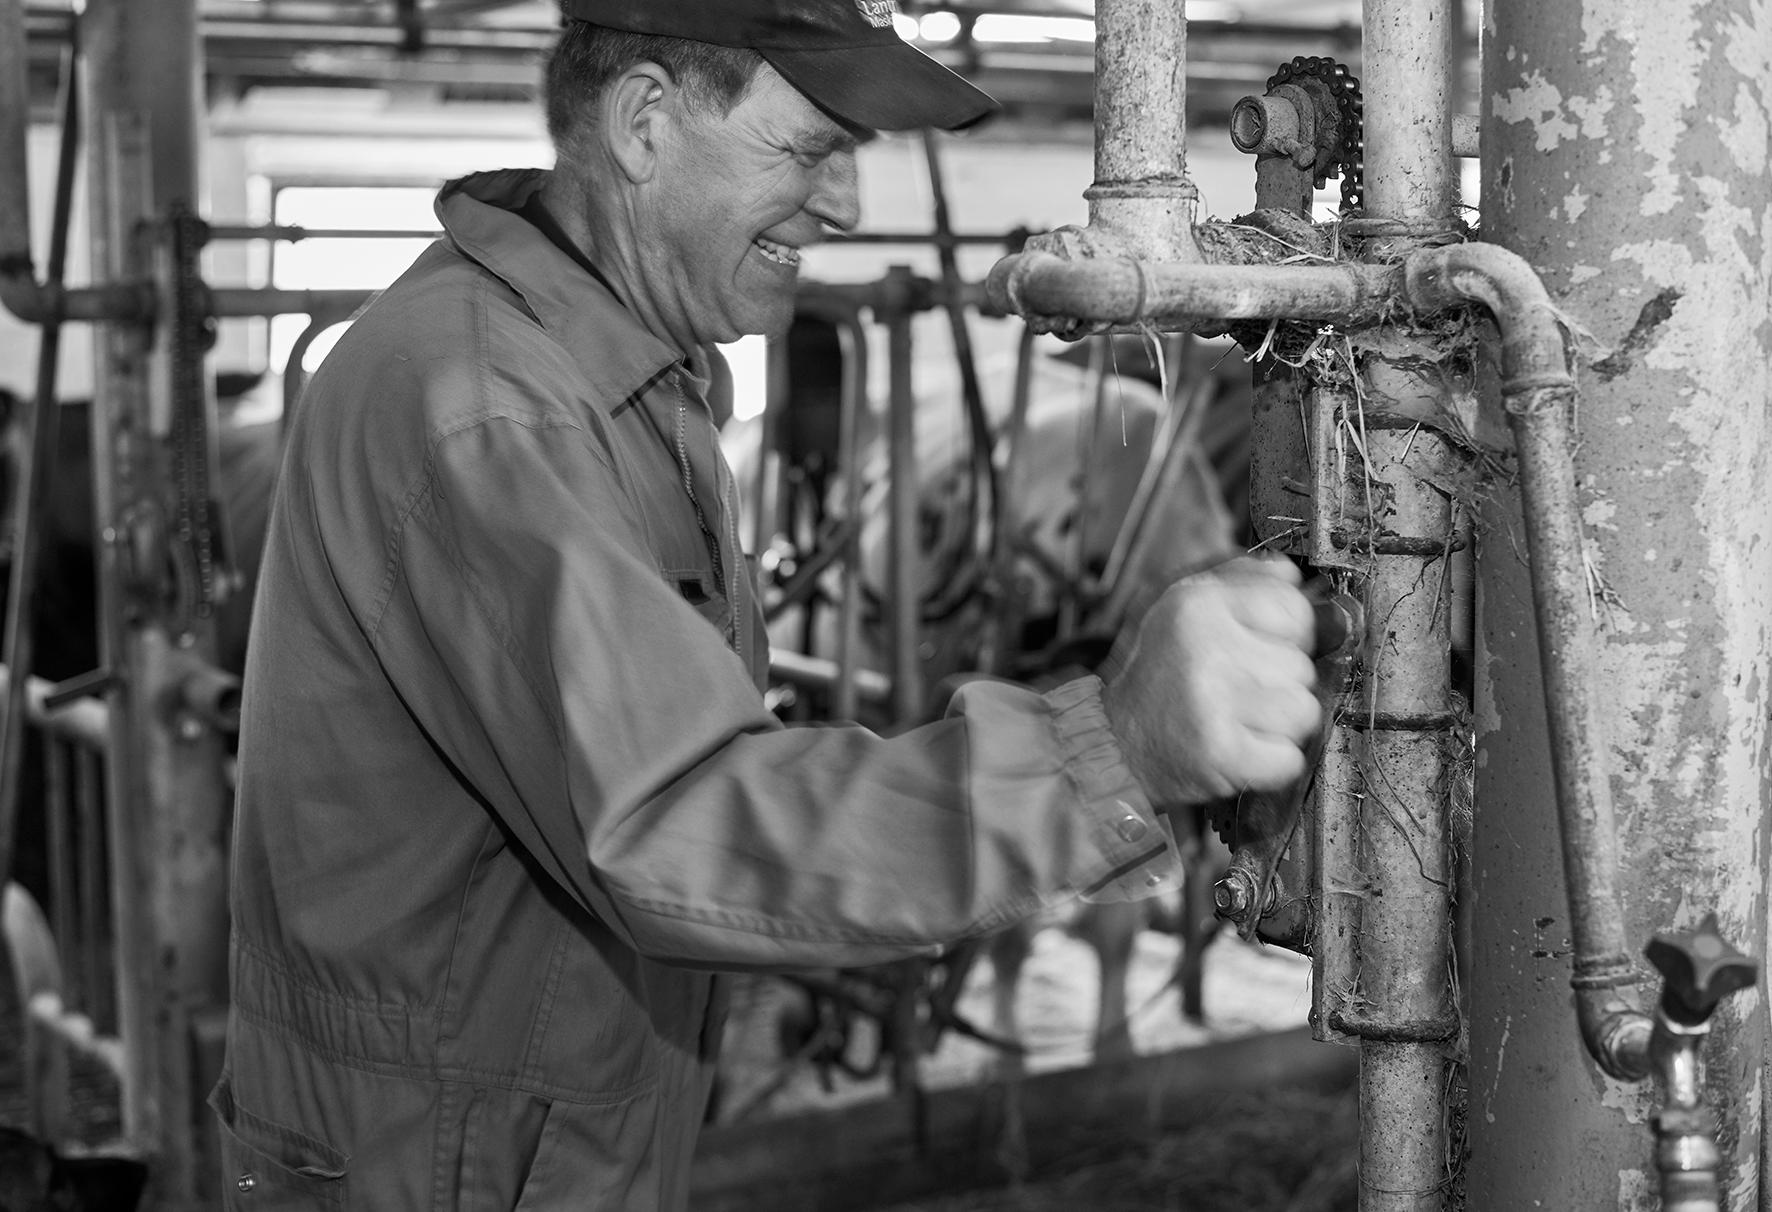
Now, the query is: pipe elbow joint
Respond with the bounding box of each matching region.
[0,256,49,324]
[1586,1001,1654,1082]
[1402,243,1573,394]
[983,250,1045,319]
[175,660,242,735]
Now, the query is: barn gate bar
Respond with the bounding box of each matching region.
[987,0,1771,1207]
[1467,1,1772,1208]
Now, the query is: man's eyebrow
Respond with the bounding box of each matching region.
[795,126,863,155]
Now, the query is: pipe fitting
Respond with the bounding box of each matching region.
[176,661,242,734]
[1589,1005,1654,1082]
[1230,93,1306,159]
[1401,240,1652,1086]
[1653,1105,1722,1212]
[1402,243,1573,395]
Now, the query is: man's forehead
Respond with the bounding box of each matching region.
[746,61,873,148]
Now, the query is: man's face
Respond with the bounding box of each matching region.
[639,64,863,348]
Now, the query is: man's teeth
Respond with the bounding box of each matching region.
[754,238,801,267]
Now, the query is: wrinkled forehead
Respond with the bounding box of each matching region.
[737,61,874,150]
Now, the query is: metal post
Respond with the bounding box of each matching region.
[84,0,232,1202]
[1348,3,1459,1210]
[883,267,922,724]
[829,309,868,723]
[1086,0,1199,261]
[1362,0,1453,231]
[1469,1,1770,1209]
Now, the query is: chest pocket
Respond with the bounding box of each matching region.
[607,389,740,652]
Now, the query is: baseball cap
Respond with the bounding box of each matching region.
[560,0,999,131]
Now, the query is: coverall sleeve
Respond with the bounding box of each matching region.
[371,414,1182,970]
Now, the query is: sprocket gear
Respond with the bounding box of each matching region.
[1266,55,1365,214]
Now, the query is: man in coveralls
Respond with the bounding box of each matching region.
[212,2,1326,1207]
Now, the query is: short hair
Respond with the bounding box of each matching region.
[543,21,765,148]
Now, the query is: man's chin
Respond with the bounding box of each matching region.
[744,302,799,343]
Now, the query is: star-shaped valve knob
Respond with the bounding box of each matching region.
[1644,913,1759,1027]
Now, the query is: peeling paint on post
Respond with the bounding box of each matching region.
[1469,0,1771,1208]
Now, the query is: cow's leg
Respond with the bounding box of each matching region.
[1072,900,1143,1061]
[982,919,1035,1076]
[3,883,70,1142]
[979,919,1039,1182]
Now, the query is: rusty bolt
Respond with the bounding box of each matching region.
[1214,872,1253,919]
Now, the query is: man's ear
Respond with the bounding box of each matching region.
[602,62,677,184]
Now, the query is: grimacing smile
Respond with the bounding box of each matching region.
[752,236,802,267]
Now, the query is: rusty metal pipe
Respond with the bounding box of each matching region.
[1363,0,1454,225]
[1349,7,1462,1207]
[1404,241,1651,1081]
[985,251,1400,329]
[1088,0,1198,261]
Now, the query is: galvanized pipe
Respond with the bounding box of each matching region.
[1349,3,1459,1208]
[1406,245,1647,1078]
[984,251,1400,329]
[1086,0,1198,261]
[1362,0,1454,226]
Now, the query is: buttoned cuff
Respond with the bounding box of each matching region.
[1045,676,1187,904]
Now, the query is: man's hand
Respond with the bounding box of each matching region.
[1100,556,1322,805]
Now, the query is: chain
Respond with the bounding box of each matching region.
[1266,55,1365,214]
[167,201,218,623]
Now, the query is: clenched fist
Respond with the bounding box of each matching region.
[1101,556,1322,805]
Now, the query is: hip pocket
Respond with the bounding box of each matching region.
[512,1091,659,1211]
[211,1075,349,1210]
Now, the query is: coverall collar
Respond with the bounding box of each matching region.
[434,168,688,414]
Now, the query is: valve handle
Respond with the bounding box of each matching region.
[1644,913,1759,1027]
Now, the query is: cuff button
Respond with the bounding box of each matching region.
[237,1173,257,1194]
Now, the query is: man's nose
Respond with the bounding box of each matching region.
[809,154,861,235]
